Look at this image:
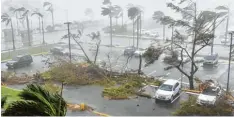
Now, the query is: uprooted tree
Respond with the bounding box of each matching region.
[143,0,228,89]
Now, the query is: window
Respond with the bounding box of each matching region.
[159,84,173,91]
[173,83,179,90]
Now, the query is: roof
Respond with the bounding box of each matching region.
[163,79,179,85]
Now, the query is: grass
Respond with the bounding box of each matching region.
[1,44,53,61]
[1,86,22,109]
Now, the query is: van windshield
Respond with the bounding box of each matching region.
[159,84,173,91]
[12,57,20,61]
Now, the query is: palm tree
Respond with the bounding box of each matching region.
[216,6,230,45]
[15,7,31,46]
[87,31,101,64]
[2,84,67,116]
[31,10,45,44]
[127,6,140,47]
[1,13,16,50]
[44,2,54,27]
[153,11,166,41]
[9,7,20,35]
[113,5,123,26]
[101,6,115,47]
[103,0,111,5]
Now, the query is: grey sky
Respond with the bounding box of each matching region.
[1,0,234,25]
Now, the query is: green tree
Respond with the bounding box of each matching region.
[43,2,54,27]
[127,6,141,47]
[31,10,45,44]
[15,7,31,46]
[1,13,16,50]
[101,6,115,47]
[144,0,226,89]
[2,84,67,116]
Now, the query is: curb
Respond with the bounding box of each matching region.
[1,51,49,63]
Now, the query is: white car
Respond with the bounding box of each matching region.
[203,53,219,65]
[154,79,181,103]
[134,49,146,57]
[197,85,222,106]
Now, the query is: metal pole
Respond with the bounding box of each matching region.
[225,8,230,45]
[226,32,233,94]
[64,22,72,63]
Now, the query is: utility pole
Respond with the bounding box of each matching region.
[211,19,216,54]
[226,31,233,94]
[225,8,230,45]
[64,22,72,63]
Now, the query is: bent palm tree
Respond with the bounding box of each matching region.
[31,10,45,44]
[44,2,54,27]
[127,6,140,47]
[15,7,32,46]
[1,13,16,50]
[101,6,115,47]
[2,84,67,116]
[113,5,123,26]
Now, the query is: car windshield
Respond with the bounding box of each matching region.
[159,84,173,91]
[202,87,218,96]
[204,55,217,60]
[12,57,20,61]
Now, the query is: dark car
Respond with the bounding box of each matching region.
[124,46,137,56]
[6,55,33,69]
[50,47,64,55]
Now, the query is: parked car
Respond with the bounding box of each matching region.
[134,49,146,57]
[50,47,64,55]
[196,83,222,106]
[124,46,137,56]
[6,54,33,69]
[203,53,219,65]
[154,79,181,103]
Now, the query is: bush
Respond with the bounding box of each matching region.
[173,96,233,116]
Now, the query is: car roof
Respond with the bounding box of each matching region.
[16,54,30,58]
[163,79,179,85]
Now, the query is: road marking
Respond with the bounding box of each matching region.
[147,70,157,77]
[171,92,184,103]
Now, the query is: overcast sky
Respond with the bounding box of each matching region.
[1,0,234,26]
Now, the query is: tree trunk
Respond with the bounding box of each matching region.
[188,77,194,90]
[211,19,216,54]
[42,18,45,44]
[163,25,165,41]
[225,8,229,45]
[51,11,55,27]
[26,15,31,46]
[122,14,123,27]
[139,14,142,48]
[94,41,101,64]
[133,19,135,47]
[10,20,16,50]
[16,13,20,36]
[110,16,113,47]
[136,16,139,49]
[138,55,142,75]
[39,17,41,33]
[171,25,174,50]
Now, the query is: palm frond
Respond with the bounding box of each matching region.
[22,10,29,17]
[6,19,11,26]
[43,2,52,7]
[101,7,111,16]
[103,0,111,5]
[31,12,43,17]
[167,3,194,19]
[14,7,26,13]
[152,11,164,22]
[8,7,16,12]
[215,6,228,11]
[127,7,140,20]
[2,100,49,116]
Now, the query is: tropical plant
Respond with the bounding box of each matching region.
[15,7,31,46]
[143,0,227,89]
[1,13,16,50]
[101,6,115,47]
[113,5,123,26]
[31,10,45,44]
[9,7,21,35]
[87,31,101,64]
[1,96,7,108]
[127,6,141,47]
[2,84,67,116]
[44,2,54,27]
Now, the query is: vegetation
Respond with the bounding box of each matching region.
[31,10,45,44]
[173,96,233,116]
[1,13,16,50]
[2,84,67,116]
[143,0,227,89]
[1,86,21,108]
[44,2,54,28]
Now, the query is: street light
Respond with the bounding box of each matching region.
[64,22,72,63]
[226,30,234,94]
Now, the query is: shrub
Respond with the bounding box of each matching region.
[173,96,233,116]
